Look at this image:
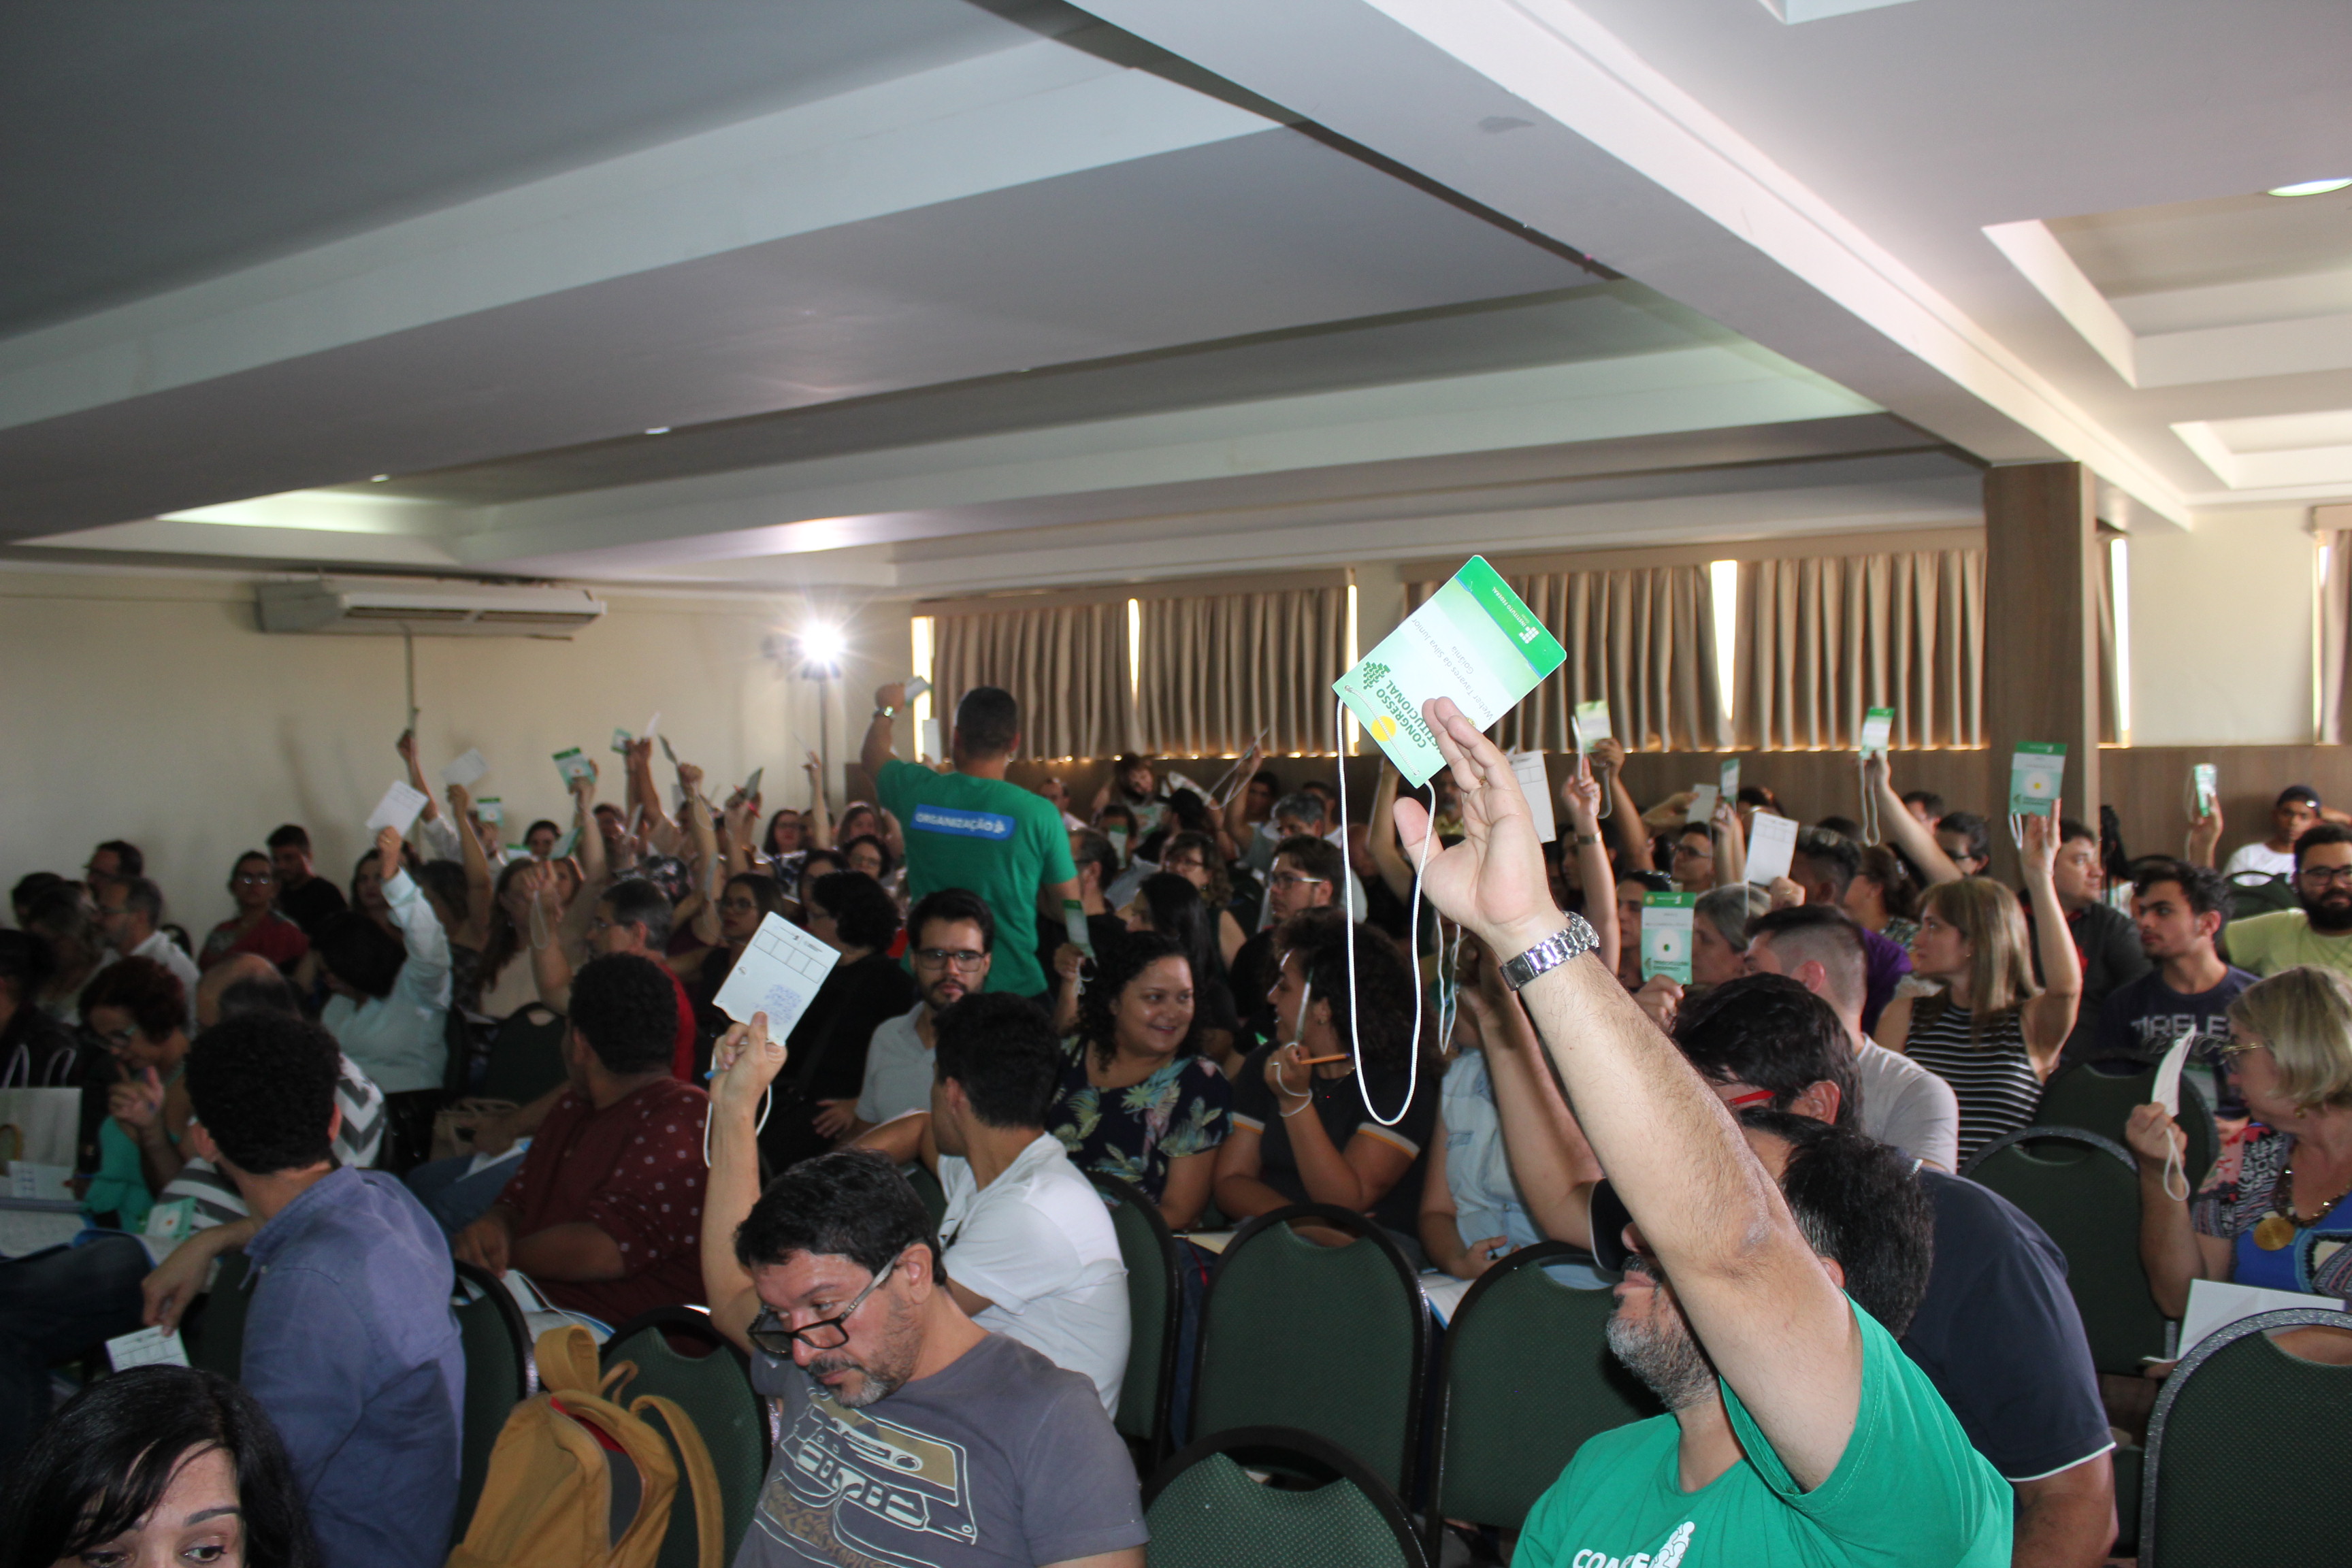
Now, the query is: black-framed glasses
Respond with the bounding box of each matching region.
[913,948,988,971]
[2300,864,2352,885]
[748,1261,896,1356]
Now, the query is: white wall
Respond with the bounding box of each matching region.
[0,566,911,938]
[2127,506,2317,747]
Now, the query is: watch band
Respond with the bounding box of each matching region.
[1499,915,1601,992]
[872,705,896,720]
[1572,832,1602,847]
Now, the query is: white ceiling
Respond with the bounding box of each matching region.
[7,0,2348,595]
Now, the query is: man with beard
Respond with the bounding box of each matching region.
[2222,823,2352,980]
[1401,697,2008,1568]
[700,1047,1145,1568]
[833,889,995,1142]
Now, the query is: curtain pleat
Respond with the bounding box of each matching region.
[1134,587,1347,755]
[929,602,1133,760]
[2321,534,2352,745]
[1737,548,1984,749]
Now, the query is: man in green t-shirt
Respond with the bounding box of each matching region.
[1401,698,2010,1568]
[2223,822,2352,982]
[863,683,1078,1000]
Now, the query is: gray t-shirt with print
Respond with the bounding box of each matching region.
[738,1330,1145,1568]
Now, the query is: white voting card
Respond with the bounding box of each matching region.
[475,796,504,826]
[903,676,932,702]
[364,781,428,835]
[442,748,490,787]
[713,913,841,1034]
[1508,752,1557,843]
[2010,742,2065,815]
[1686,784,1719,826]
[1859,706,1895,759]
[2180,1277,2323,1358]
[1332,556,1565,787]
[919,717,943,762]
[553,747,597,786]
[106,1326,191,1371]
[1642,893,1695,983]
[1572,700,1613,754]
[1745,811,1799,885]
[2154,1029,2196,1118]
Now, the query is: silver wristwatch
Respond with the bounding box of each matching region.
[1498,915,1601,992]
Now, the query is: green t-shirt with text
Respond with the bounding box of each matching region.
[877,760,1075,998]
[2223,908,2352,981]
[1516,1300,2009,1568]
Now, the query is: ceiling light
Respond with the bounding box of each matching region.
[369,474,389,483]
[644,426,671,435]
[2266,178,2352,197]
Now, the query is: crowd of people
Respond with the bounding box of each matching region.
[5,677,2352,1568]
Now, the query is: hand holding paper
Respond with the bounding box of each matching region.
[442,748,490,788]
[365,780,429,835]
[1744,812,1799,886]
[1394,697,1558,956]
[712,913,840,1038]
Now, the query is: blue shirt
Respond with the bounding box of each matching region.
[242,1166,463,1568]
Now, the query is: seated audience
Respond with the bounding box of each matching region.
[267,821,347,940]
[1229,788,1331,881]
[2093,860,2256,1111]
[1745,906,1962,1171]
[527,869,696,1079]
[182,1008,463,1568]
[1117,870,1237,1066]
[840,831,894,885]
[851,995,1130,1412]
[1936,810,1995,878]
[2044,818,2150,1028]
[697,1134,1145,1566]
[1788,827,1914,1031]
[683,870,789,1019]
[2223,823,2352,979]
[1844,842,1921,950]
[199,849,311,973]
[22,886,108,1023]
[314,828,449,1166]
[2131,967,2352,1336]
[1045,829,1130,1000]
[760,871,920,1170]
[1048,931,1232,1229]
[1228,833,1344,1045]
[86,839,144,883]
[0,930,79,1087]
[78,956,193,1230]
[1901,787,1946,827]
[1633,882,1767,1035]
[1876,818,2081,1162]
[2224,785,2324,879]
[93,874,199,1031]
[840,889,994,1143]
[1665,821,1719,894]
[1218,914,1440,1254]
[453,953,708,1327]
[0,1365,320,1568]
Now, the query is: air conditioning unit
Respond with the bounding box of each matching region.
[257,578,607,637]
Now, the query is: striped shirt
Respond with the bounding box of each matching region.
[158,1054,388,1230]
[1903,1001,2042,1165]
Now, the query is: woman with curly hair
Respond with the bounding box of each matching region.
[1156,830,1248,968]
[1047,930,1231,1230]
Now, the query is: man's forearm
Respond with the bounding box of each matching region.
[2012,1456,2117,1568]
[702,1098,762,1340]
[859,715,894,781]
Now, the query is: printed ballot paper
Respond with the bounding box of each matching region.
[1509,752,1557,843]
[442,748,491,788]
[553,748,597,787]
[365,781,429,836]
[712,913,840,1036]
[2010,742,2066,815]
[105,1326,191,1372]
[1745,811,1800,886]
[1333,557,1565,787]
[1642,892,1695,983]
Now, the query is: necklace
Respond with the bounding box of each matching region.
[2255,1142,2352,1250]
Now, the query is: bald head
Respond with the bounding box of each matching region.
[195,952,299,1032]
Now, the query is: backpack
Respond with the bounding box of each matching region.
[448,1324,724,1568]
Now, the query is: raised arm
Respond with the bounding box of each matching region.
[1590,738,1650,870]
[1401,698,1863,1492]
[1366,764,1416,904]
[679,764,723,946]
[1711,796,1747,886]
[1558,758,1618,964]
[1865,753,1963,885]
[2185,795,2223,870]
[2018,809,2082,1071]
[629,738,681,853]
[447,783,495,946]
[857,685,903,794]
[1467,970,1603,1245]
[702,1013,789,1351]
[1222,742,1264,847]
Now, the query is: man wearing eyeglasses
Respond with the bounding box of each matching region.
[2223,823,2352,981]
[832,890,996,1145]
[1229,834,1343,1049]
[703,1025,1147,1568]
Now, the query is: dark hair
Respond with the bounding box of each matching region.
[1736,786,1780,812]
[1162,789,1213,835]
[216,968,302,1022]
[909,887,995,954]
[2057,817,2096,847]
[229,849,273,880]
[1814,815,1861,839]
[723,872,790,924]
[1273,833,1344,887]
[1161,831,1235,908]
[414,859,470,919]
[836,802,881,844]
[809,870,900,953]
[2278,785,2322,808]
[1620,867,1676,895]
[1854,845,1919,921]
[79,955,185,1041]
[954,686,1020,757]
[568,953,679,1075]
[184,1011,340,1175]
[932,992,1059,1129]
[1130,872,1216,979]
[265,823,312,853]
[1738,1109,1933,1336]
[0,1365,320,1568]
[2131,858,2230,925]
[1094,805,1138,841]
[1672,973,1858,1128]
[796,849,847,896]
[1937,811,1993,868]
[1792,828,1860,896]
[314,912,405,1000]
[2295,821,2352,870]
[1899,790,1944,817]
[1251,767,1281,791]
[763,808,804,857]
[604,877,675,949]
[478,856,538,987]
[1070,828,1120,889]
[734,1148,941,1277]
[838,832,896,880]
[525,818,562,841]
[1746,906,1871,1018]
[94,840,144,878]
[22,889,101,975]
[10,870,65,916]
[1286,916,1428,1077]
[107,875,165,927]
[0,930,55,1002]
[1078,929,1198,1071]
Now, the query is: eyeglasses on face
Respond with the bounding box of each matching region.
[232,871,275,885]
[913,948,988,971]
[1268,872,1327,890]
[2299,864,2352,885]
[749,1261,896,1355]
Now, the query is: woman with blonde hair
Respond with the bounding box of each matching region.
[1874,814,2080,1162]
[2129,966,2352,1319]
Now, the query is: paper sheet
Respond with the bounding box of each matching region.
[2191,763,2219,818]
[903,676,932,702]
[1062,899,1095,957]
[1641,892,1695,983]
[1859,707,1895,760]
[919,717,943,762]
[1745,811,1799,885]
[1508,751,1557,843]
[442,748,490,787]
[0,1205,83,1258]
[1685,783,1718,826]
[2180,1277,2323,1358]
[9,1163,73,1203]
[1719,757,1740,802]
[610,727,634,754]
[1571,700,1613,755]
[2153,1028,2196,1117]
[712,913,842,1034]
[364,780,429,835]
[2010,742,2066,815]
[105,1326,191,1371]
[475,796,504,826]
[552,748,597,786]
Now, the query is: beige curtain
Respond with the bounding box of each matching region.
[1737,548,1984,750]
[1134,587,1348,755]
[929,602,1133,760]
[1409,565,1725,751]
[2321,532,2352,744]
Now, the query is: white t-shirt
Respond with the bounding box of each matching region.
[2223,841,2296,880]
[938,1132,1129,1416]
[1852,1041,1961,1173]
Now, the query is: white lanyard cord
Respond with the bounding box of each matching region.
[1333,696,1433,1128]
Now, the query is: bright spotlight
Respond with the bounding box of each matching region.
[798,623,847,675]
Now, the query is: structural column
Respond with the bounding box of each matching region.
[1982,461,2102,881]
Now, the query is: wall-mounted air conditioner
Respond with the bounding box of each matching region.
[256,579,606,637]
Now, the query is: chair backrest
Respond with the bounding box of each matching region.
[2036,1058,2218,1185]
[2225,870,2296,922]
[451,1258,534,1542]
[1961,1126,2170,1375]
[181,1250,250,1381]
[1428,1243,1655,1546]
[904,1161,949,1231]
[600,1309,772,1568]
[1086,1171,1181,1457]
[1143,1424,1428,1568]
[1192,1205,1430,1496]
[476,1002,571,1106]
[2141,1306,2352,1567]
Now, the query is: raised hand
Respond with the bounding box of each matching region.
[709,1012,789,1119]
[1559,759,1602,830]
[375,825,404,883]
[1395,698,1561,956]
[447,781,474,818]
[2019,803,2061,883]
[395,728,419,765]
[109,1066,165,1132]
